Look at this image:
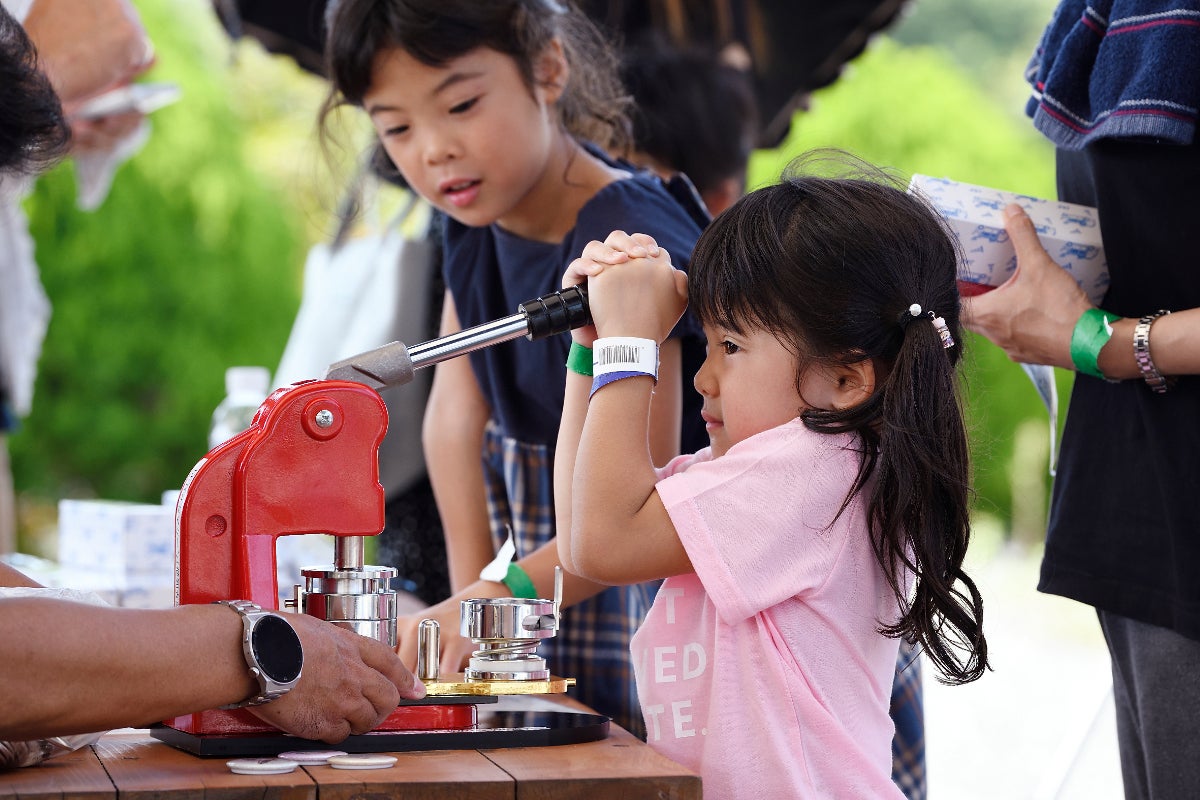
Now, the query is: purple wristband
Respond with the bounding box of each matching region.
[589,370,652,399]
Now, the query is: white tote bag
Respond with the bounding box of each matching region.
[274,183,438,498]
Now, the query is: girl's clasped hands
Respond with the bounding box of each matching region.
[563,230,688,348]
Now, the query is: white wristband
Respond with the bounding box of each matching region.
[592,337,659,380]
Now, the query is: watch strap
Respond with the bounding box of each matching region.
[1133,309,1174,394]
[214,600,302,709]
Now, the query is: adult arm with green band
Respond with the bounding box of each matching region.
[962,204,1200,381]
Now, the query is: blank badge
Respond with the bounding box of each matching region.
[277,749,348,765]
[327,754,398,770]
[227,757,299,775]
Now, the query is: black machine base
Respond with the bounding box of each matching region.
[149,707,610,757]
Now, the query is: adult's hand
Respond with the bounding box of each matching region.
[69,111,143,155]
[960,204,1092,369]
[22,0,154,107]
[249,613,425,743]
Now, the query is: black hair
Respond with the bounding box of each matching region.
[689,150,988,685]
[0,6,69,176]
[621,36,757,196]
[321,0,630,156]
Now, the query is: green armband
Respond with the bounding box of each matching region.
[502,562,538,599]
[1070,308,1119,379]
[566,341,593,377]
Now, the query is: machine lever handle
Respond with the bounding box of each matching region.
[324,285,592,391]
[519,285,591,341]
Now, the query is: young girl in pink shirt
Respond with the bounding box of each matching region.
[555,156,989,798]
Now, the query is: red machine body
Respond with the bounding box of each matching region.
[166,379,472,736]
[175,380,384,608]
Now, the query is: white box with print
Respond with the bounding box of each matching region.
[57,498,174,576]
[908,174,1108,305]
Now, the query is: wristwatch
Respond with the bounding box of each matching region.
[214,600,304,708]
[1133,309,1174,394]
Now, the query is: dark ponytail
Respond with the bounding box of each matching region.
[689,150,988,684]
[867,315,985,684]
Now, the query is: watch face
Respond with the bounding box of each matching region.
[252,615,304,683]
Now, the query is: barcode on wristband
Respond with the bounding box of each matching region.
[596,344,646,365]
[592,336,658,380]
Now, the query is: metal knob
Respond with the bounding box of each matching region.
[417,619,440,682]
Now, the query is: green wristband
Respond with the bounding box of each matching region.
[566,341,593,377]
[502,562,538,599]
[1070,308,1119,379]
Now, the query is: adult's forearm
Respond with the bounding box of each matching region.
[1097,308,1200,379]
[0,601,253,739]
[21,0,151,105]
[0,563,41,588]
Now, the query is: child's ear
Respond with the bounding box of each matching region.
[536,37,570,104]
[828,359,876,411]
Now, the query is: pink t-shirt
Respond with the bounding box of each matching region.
[634,419,904,799]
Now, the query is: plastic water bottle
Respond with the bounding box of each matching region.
[208,366,271,450]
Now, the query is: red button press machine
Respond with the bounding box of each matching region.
[152,288,605,756]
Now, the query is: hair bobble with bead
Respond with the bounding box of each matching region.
[931,314,955,350]
[898,303,955,350]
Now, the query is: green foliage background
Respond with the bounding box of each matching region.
[11,0,1066,544]
[11,0,327,510]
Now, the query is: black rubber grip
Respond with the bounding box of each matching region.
[519,285,592,341]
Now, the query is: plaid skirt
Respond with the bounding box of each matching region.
[892,637,926,799]
[482,422,655,738]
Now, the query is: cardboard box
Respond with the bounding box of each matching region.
[0,553,173,607]
[119,574,176,609]
[57,499,175,577]
[908,175,1109,305]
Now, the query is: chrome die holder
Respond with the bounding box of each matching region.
[286,536,399,648]
[461,565,562,681]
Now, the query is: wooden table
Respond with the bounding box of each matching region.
[0,699,700,800]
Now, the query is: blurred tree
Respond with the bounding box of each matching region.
[748,37,1070,535]
[889,0,1060,114]
[10,0,327,506]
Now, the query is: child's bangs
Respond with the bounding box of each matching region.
[689,192,791,339]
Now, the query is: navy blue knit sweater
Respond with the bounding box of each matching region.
[1026,1,1200,148]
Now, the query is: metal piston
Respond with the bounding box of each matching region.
[287,535,399,648]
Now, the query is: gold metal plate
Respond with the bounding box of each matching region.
[422,673,575,696]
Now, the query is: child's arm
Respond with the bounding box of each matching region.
[422,292,496,593]
[555,233,694,585]
[648,337,683,465]
[553,331,592,579]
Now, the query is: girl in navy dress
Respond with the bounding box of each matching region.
[322,0,708,736]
